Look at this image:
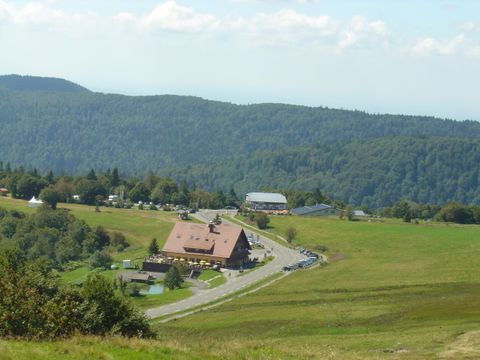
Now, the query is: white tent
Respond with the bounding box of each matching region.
[28,196,44,208]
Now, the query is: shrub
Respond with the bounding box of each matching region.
[110,231,129,252]
[254,212,269,229]
[314,244,328,252]
[88,250,113,270]
[164,265,183,290]
[285,226,297,243]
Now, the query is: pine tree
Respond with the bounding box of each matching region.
[164,265,183,290]
[148,238,159,255]
[111,167,120,187]
[45,170,54,184]
[87,169,97,180]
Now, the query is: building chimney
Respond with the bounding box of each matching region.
[208,222,216,233]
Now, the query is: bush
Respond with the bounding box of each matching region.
[164,265,183,290]
[88,250,113,270]
[285,226,297,243]
[110,231,129,252]
[314,244,329,252]
[149,204,157,211]
[254,212,269,229]
[0,254,153,339]
[128,283,141,297]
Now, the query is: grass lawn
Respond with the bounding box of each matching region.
[206,274,227,288]
[198,269,226,288]
[130,287,193,310]
[4,198,480,359]
[154,216,480,359]
[198,269,222,281]
[0,196,180,249]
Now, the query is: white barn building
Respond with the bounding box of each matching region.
[245,192,288,212]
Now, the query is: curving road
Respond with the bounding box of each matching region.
[145,211,304,318]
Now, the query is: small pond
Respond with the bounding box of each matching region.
[140,284,164,295]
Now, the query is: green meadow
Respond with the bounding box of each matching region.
[155,216,480,359]
[2,197,480,359]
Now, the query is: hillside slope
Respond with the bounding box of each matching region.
[0,74,89,93]
[165,137,480,207]
[0,75,479,206]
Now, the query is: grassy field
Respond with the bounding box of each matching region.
[0,196,180,249]
[3,200,480,359]
[153,215,480,359]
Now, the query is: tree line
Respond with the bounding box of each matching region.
[380,200,480,224]
[0,165,240,209]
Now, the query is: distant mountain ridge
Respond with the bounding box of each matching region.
[0,74,89,93]
[0,74,479,207]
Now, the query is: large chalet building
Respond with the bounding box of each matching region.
[162,222,251,267]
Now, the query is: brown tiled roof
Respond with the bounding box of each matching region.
[162,222,250,259]
[183,235,215,251]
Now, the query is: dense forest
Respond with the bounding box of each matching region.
[167,137,480,208]
[1,74,479,207]
[0,207,151,339]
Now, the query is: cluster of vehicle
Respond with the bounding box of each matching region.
[298,247,319,259]
[282,247,321,272]
[247,234,264,248]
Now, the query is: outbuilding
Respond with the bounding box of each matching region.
[245,192,288,213]
[291,203,341,216]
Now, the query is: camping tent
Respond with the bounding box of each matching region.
[28,196,44,208]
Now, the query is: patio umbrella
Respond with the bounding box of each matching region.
[167,257,173,260]
[179,258,185,262]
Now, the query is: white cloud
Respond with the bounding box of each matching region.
[0,0,99,32]
[411,34,480,58]
[139,1,220,32]
[459,21,476,31]
[237,9,338,45]
[337,16,388,50]
[2,0,477,58]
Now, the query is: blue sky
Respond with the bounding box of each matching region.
[1,1,479,120]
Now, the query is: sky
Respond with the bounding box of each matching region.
[0,0,479,120]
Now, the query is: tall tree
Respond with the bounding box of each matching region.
[148,238,159,256]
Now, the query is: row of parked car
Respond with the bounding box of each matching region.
[282,247,322,272]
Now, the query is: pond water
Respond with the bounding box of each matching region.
[140,284,164,295]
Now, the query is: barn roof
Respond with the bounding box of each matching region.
[291,203,332,215]
[246,192,287,204]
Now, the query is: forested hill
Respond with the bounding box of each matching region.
[165,137,480,208]
[0,75,89,93]
[0,74,479,207]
